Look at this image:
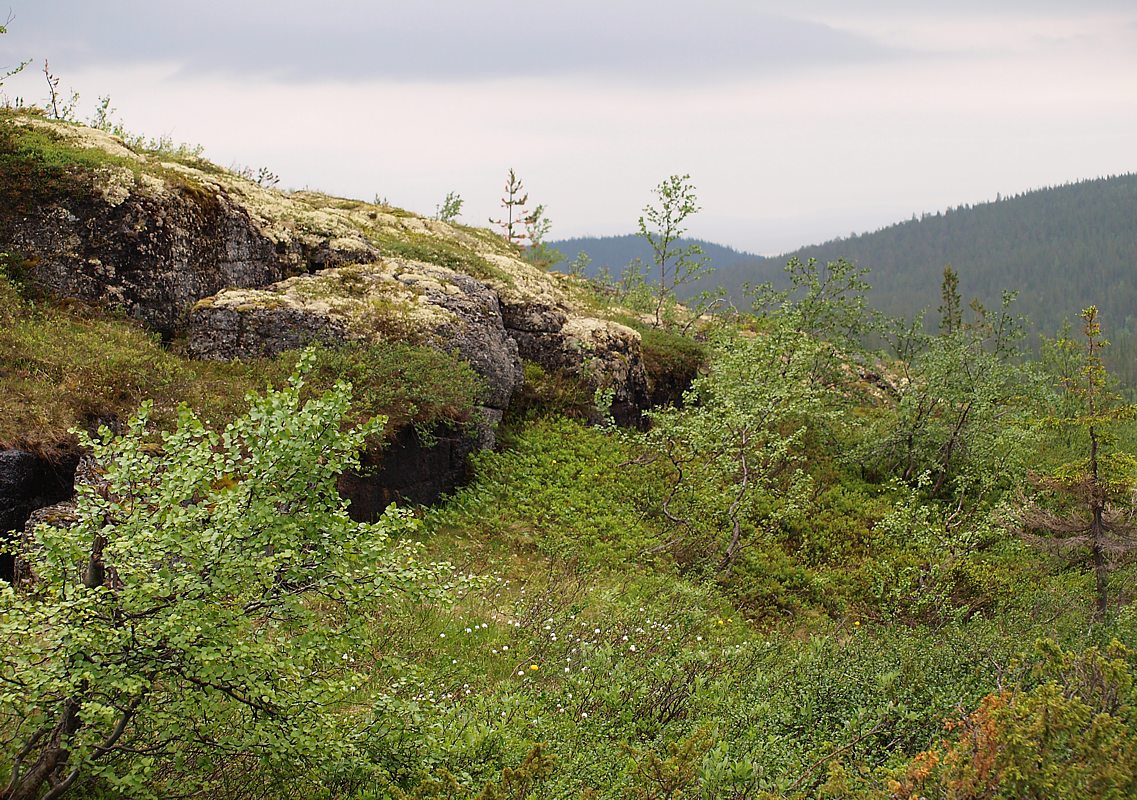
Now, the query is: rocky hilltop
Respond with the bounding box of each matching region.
[0,111,664,559]
[0,113,649,426]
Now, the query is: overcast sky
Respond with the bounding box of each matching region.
[2,1,1135,254]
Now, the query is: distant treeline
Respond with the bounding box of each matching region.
[551,173,1137,383]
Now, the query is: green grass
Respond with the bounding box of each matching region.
[635,324,707,405]
[429,417,670,567]
[374,229,515,286]
[0,112,138,215]
[0,273,481,451]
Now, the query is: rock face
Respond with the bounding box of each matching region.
[1,121,292,337]
[0,449,79,582]
[187,260,524,416]
[13,188,294,338]
[508,314,650,427]
[338,424,480,520]
[1,113,656,506]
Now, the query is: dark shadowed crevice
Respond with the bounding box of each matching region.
[0,449,78,582]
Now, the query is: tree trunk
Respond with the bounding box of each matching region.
[1091,502,1109,622]
[4,700,81,800]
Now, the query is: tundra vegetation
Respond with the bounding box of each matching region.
[0,100,1135,798]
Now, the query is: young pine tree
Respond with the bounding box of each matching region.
[1023,306,1137,620]
[489,168,529,247]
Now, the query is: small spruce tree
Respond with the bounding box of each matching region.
[489,168,529,247]
[1023,306,1137,620]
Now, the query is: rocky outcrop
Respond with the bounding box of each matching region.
[508,314,649,426]
[0,449,79,582]
[187,260,523,415]
[1,113,658,505]
[1,117,651,424]
[2,121,288,336]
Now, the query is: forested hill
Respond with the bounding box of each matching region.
[760,174,1137,339]
[553,173,1137,379]
[551,234,766,285]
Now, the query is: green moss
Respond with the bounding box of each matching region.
[0,117,131,215]
[453,222,517,256]
[293,267,385,300]
[169,172,220,209]
[301,342,482,433]
[374,229,515,286]
[635,326,707,406]
[0,274,481,451]
[502,361,596,429]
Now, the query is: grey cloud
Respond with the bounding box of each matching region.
[1,0,909,84]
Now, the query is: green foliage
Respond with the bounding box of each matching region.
[520,204,563,270]
[1024,306,1137,619]
[0,274,479,451]
[635,326,706,407]
[435,417,666,565]
[623,728,715,800]
[638,174,713,327]
[434,190,463,223]
[938,264,962,335]
[0,111,141,215]
[891,640,1137,800]
[640,319,830,574]
[752,257,875,349]
[750,256,877,397]
[301,342,482,434]
[4,107,1136,798]
[502,362,597,427]
[864,286,1040,498]
[374,228,513,286]
[0,356,459,799]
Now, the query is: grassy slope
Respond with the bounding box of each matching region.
[4,268,1134,799]
[0,274,482,452]
[358,412,1132,799]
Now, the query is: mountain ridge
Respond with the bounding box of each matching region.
[552,172,1137,379]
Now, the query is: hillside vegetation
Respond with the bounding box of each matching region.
[2,112,1137,800]
[554,174,1137,382]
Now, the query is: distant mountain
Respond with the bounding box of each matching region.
[551,235,767,289]
[552,173,1137,381]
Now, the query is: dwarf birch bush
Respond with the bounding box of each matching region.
[0,352,456,800]
[642,321,830,573]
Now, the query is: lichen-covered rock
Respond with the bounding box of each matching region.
[5,178,291,338]
[512,316,650,426]
[188,260,523,413]
[1,112,653,431]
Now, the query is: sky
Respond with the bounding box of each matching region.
[1,1,1135,255]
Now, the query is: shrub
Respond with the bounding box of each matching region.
[890,641,1137,800]
[636,326,706,408]
[0,355,459,799]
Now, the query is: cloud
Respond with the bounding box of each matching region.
[1,0,909,84]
